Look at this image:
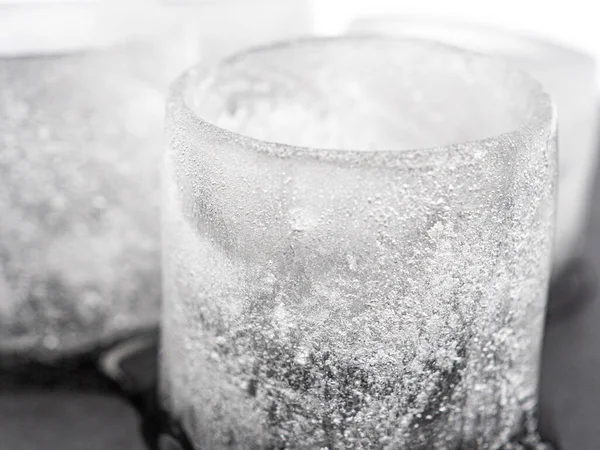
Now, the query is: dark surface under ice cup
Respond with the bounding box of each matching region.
[161,36,556,449]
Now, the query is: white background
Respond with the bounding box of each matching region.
[5,0,599,82]
[311,0,600,82]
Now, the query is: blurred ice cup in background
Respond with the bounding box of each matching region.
[0,0,311,363]
[349,16,599,278]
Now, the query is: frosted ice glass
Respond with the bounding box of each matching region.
[162,37,556,448]
[0,0,310,360]
[349,17,598,274]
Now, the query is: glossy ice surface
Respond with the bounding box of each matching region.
[349,18,599,274]
[0,1,311,360]
[161,38,556,449]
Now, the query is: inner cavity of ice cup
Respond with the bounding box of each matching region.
[186,36,551,152]
[344,18,595,172]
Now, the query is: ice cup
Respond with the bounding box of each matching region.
[348,17,599,279]
[161,36,557,448]
[0,0,311,364]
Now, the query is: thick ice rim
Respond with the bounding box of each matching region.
[349,16,596,71]
[169,35,556,169]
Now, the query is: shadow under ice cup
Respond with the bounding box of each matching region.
[0,0,310,362]
[162,36,557,448]
[349,17,599,278]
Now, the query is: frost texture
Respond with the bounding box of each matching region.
[0,44,168,358]
[0,0,311,361]
[348,18,599,273]
[161,39,557,449]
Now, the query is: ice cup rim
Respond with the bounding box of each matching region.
[348,15,597,72]
[168,34,557,169]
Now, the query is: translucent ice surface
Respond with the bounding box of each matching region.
[161,37,557,449]
[0,43,166,358]
[349,17,599,274]
[0,1,311,361]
